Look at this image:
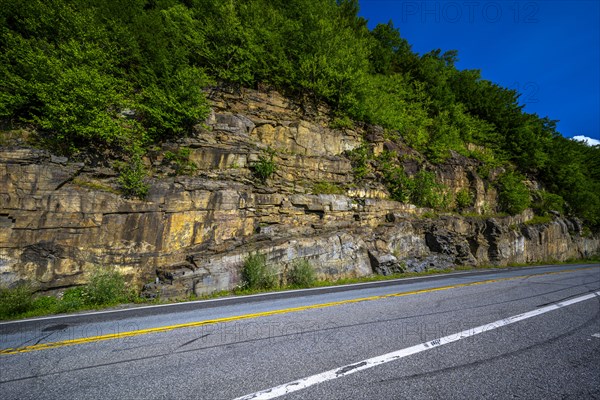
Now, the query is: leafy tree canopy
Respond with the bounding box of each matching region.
[0,0,598,226]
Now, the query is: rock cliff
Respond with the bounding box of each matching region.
[1,88,598,297]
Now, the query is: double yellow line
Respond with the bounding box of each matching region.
[1,267,596,355]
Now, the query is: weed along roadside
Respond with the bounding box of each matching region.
[2,258,598,322]
[0,267,139,321]
[1,2,599,307]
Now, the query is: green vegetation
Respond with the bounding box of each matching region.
[72,178,120,194]
[0,266,135,320]
[239,253,279,290]
[376,149,413,202]
[312,181,345,195]
[347,143,372,181]
[412,170,449,209]
[0,283,33,319]
[115,154,149,199]
[3,257,599,321]
[238,254,317,291]
[496,171,531,215]
[376,151,450,209]
[532,190,564,216]
[251,149,277,183]
[286,259,317,288]
[456,188,474,211]
[330,116,354,130]
[0,0,598,228]
[82,266,132,306]
[164,147,197,175]
[525,215,553,226]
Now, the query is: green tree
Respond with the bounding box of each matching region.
[497,171,531,215]
[369,21,411,75]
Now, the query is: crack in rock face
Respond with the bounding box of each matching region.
[1,89,598,297]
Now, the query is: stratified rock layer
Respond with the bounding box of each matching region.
[1,88,598,297]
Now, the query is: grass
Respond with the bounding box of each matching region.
[2,257,598,321]
[420,211,439,219]
[460,211,509,219]
[524,215,553,225]
[72,178,120,194]
[180,256,600,299]
[312,181,345,195]
[0,266,137,321]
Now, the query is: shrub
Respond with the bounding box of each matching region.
[497,171,531,215]
[83,266,131,306]
[412,170,448,209]
[330,116,354,130]
[0,267,134,320]
[136,66,211,140]
[0,284,67,319]
[30,295,60,314]
[287,259,316,288]
[375,150,413,203]
[456,188,474,210]
[164,147,197,175]
[117,154,149,199]
[240,253,278,290]
[0,283,33,319]
[59,286,87,311]
[251,149,277,183]
[383,165,414,203]
[375,153,450,209]
[347,143,372,181]
[532,190,564,216]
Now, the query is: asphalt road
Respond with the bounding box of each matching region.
[1,263,599,399]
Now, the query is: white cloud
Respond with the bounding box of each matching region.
[572,135,600,146]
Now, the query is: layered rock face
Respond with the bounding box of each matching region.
[1,88,598,297]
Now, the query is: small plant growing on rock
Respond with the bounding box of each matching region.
[164,147,197,175]
[116,154,149,199]
[330,116,354,130]
[286,259,316,288]
[456,188,474,211]
[252,148,277,183]
[347,143,372,181]
[312,181,345,195]
[412,170,448,209]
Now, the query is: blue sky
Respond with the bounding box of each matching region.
[358,0,600,143]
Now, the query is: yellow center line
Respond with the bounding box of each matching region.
[1,267,596,356]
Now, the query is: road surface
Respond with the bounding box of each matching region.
[1,263,599,399]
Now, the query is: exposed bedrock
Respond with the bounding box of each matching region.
[1,88,598,297]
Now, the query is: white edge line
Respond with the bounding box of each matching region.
[234,291,600,400]
[0,268,494,325]
[2,265,597,326]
